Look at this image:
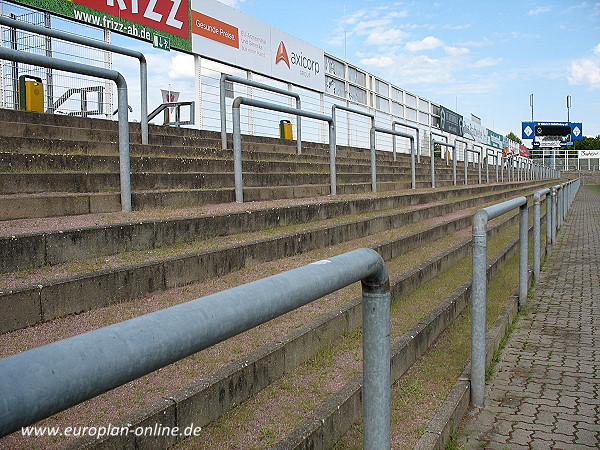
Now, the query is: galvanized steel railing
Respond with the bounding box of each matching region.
[0,15,149,145]
[221,74,302,154]
[232,96,335,201]
[0,247,391,449]
[470,178,580,407]
[0,46,132,212]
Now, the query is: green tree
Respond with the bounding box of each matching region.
[506,132,522,144]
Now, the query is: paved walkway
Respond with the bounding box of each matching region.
[458,183,600,449]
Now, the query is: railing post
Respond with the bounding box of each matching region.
[471,196,527,407]
[471,209,488,408]
[430,134,436,188]
[370,127,377,192]
[361,261,391,450]
[232,100,244,203]
[519,201,529,306]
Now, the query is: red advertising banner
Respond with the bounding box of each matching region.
[73,0,189,38]
[519,144,529,158]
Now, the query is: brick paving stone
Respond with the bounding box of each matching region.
[457,184,600,448]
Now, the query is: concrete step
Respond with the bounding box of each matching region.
[1,182,534,273]
[0,182,549,334]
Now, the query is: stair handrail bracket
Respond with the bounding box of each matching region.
[232,96,336,201]
[0,247,391,450]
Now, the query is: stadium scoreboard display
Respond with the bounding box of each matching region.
[521,121,583,148]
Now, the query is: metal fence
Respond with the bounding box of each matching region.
[0,247,392,449]
[470,178,581,407]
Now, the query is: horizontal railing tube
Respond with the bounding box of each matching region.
[0,46,132,212]
[0,15,148,145]
[221,74,302,154]
[0,248,390,447]
[232,96,334,201]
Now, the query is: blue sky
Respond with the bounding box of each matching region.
[218,0,600,138]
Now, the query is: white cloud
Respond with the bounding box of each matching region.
[568,44,600,89]
[168,54,195,79]
[444,46,470,56]
[359,56,395,67]
[405,36,443,52]
[366,29,409,45]
[528,6,551,15]
[216,0,245,8]
[472,57,503,68]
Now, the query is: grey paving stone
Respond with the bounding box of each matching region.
[457,185,600,448]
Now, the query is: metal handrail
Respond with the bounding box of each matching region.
[433,140,457,185]
[52,85,104,117]
[232,96,335,201]
[471,178,580,408]
[392,120,420,162]
[0,15,149,145]
[373,126,416,190]
[471,195,528,407]
[148,101,195,127]
[221,74,302,154]
[0,248,391,450]
[464,147,481,185]
[0,46,132,212]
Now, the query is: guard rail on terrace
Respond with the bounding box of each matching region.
[0,46,132,212]
[0,248,392,450]
[470,178,580,407]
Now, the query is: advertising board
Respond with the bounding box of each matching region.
[8,0,191,51]
[191,0,325,92]
[462,117,486,144]
[487,128,505,149]
[439,105,463,136]
[579,150,600,159]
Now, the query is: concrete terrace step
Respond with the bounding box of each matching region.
[0,197,529,449]
[0,151,445,176]
[0,182,550,334]
[0,182,536,273]
[0,178,473,220]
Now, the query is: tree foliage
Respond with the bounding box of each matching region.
[506,132,522,144]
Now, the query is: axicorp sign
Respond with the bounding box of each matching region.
[9,0,191,51]
[191,0,324,92]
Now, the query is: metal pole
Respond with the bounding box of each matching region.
[545,191,552,249]
[329,119,337,195]
[533,189,548,282]
[362,257,391,450]
[519,201,529,306]
[221,74,302,153]
[471,208,488,408]
[370,127,377,192]
[232,103,244,202]
[232,97,333,201]
[430,134,436,188]
[374,126,415,190]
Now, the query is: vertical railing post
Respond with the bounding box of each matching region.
[329,118,337,195]
[471,209,488,408]
[519,201,529,307]
[471,196,527,408]
[370,127,377,192]
[361,264,391,450]
[430,134,436,188]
